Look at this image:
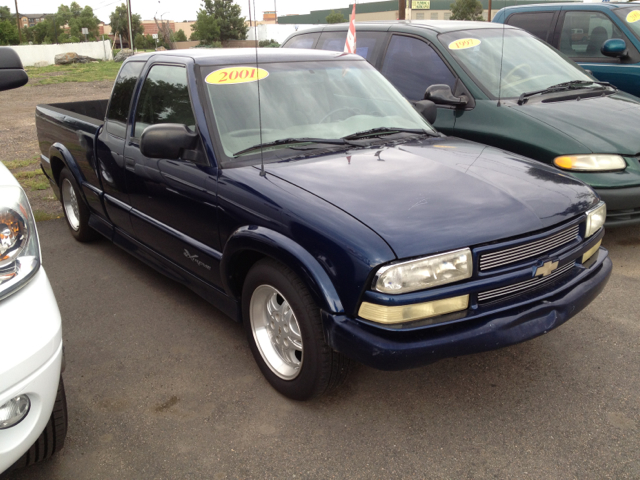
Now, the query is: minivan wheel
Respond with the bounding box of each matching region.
[9,377,68,470]
[59,168,97,242]
[242,259,351,400]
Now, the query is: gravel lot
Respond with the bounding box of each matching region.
[0,220,638,480]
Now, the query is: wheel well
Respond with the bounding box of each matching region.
[50,155,65,186]
[227,250,267,300]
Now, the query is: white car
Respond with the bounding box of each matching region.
[0,48,67,474]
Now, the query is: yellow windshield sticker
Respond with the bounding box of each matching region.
[626,10,640,23]
[205,67,269,85]
[448,38,481,50]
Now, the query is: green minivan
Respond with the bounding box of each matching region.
[283,21,640,226]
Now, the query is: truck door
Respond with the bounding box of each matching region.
[96,61,144,234]
[123,63,222,288]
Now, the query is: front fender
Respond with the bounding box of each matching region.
[221,226,344,314]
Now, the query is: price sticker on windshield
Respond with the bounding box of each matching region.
[626,10,640,23]
[448,38,481,50]
[205,67,269,85]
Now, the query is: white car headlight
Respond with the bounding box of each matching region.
[554,154,626,172]
[374,248,472,294]
[585,201,606,238]
[0,186,40,301]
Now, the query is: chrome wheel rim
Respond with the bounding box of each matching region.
[61,178,80,231]
[250,285,303,380]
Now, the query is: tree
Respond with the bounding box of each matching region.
[450,0,484,21]
[326,10,347,24]
[109,3,144,48]
[174,29,187,42]
[258,39,279,48]
[0,6,19,45]
[55,2,100,42]
[191,0,248,44]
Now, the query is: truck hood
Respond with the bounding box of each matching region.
[266,137,598,259]
[512,92,640,155]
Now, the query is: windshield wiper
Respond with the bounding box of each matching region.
[518,80,616,105]
[342,127,434,140]
[233,137,351,157]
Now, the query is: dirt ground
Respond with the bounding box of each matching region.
[0,78,113,217]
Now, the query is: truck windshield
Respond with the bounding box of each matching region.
[439,29,593,99]
[202,60,434,164]
[613,7,640,42]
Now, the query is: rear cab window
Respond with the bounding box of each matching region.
[282,33,320,49]
[105,61,144,138]
[315,31,388,63]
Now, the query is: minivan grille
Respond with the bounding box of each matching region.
[479,225,579,271]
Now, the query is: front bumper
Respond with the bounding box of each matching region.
[323,249,611,371]
[595,186,640,227]
[0,268,63,473]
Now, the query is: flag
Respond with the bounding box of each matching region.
[344,4,356,54]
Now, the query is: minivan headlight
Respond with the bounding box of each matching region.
[0,186,40,301]
[554,154,626,172]
[585,201,606,238]
[374,248,472,294]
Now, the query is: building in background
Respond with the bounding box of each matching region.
[277,0,579,24]
[19,13,50,29]
[141,19,175,35]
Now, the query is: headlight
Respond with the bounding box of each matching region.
[374,248,472,294]
[553,154,626,172]
[585,201,606,238]
[0,186,40,301]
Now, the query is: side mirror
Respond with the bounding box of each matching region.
[0,48,28,92]
[424,84,468,107]
[413,100,437,124]
[140,124,199,161]
[601,38,628,59]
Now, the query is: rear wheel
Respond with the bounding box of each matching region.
[59,168,97,242]
[9,377,68,471]
[242,259,351,400]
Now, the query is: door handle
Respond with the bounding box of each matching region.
[125,157,135,172]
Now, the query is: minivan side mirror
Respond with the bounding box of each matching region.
[140,124,200,162]
[0,48,28,92]
[424,84,468,107]
[601,38,628,59]
[413,100,437,124]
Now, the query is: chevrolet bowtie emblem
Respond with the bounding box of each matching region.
[535,260,559,277]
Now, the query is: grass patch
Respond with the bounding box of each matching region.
[13,170,43,179]
[3,157,39,170]
[26,61,122,85]
[21,176,50,191]
[33,210,62,222]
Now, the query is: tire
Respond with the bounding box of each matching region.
[9,377,68,471]
[59,168,98,242]
[242,259,351,400]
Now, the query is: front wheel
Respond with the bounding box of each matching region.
[242,259,351,400]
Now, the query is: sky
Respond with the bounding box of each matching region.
[1,0,373,22]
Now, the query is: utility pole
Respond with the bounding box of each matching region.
[126,0,134,51]
[398,0,406,20]
[14,0,22,43]
[274,0,277,23]
[488,0,492,21]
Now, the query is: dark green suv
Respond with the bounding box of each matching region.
[283,21,640,226]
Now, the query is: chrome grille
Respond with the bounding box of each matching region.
[479,225,579,271]
[478,261,576,303]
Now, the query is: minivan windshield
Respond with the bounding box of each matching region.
[202,60,434,165]
[614,7,640,42]
[439,28,594,99]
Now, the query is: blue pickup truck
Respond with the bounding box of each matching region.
[36,49,611,400]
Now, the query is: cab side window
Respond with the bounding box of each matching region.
[380,35,456,102]
[559,11,624,59]
[133,65,195,139]
[105,61,144,138]
[316,31,387,62]
[506,12,556,43]
[282,33,320,49]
